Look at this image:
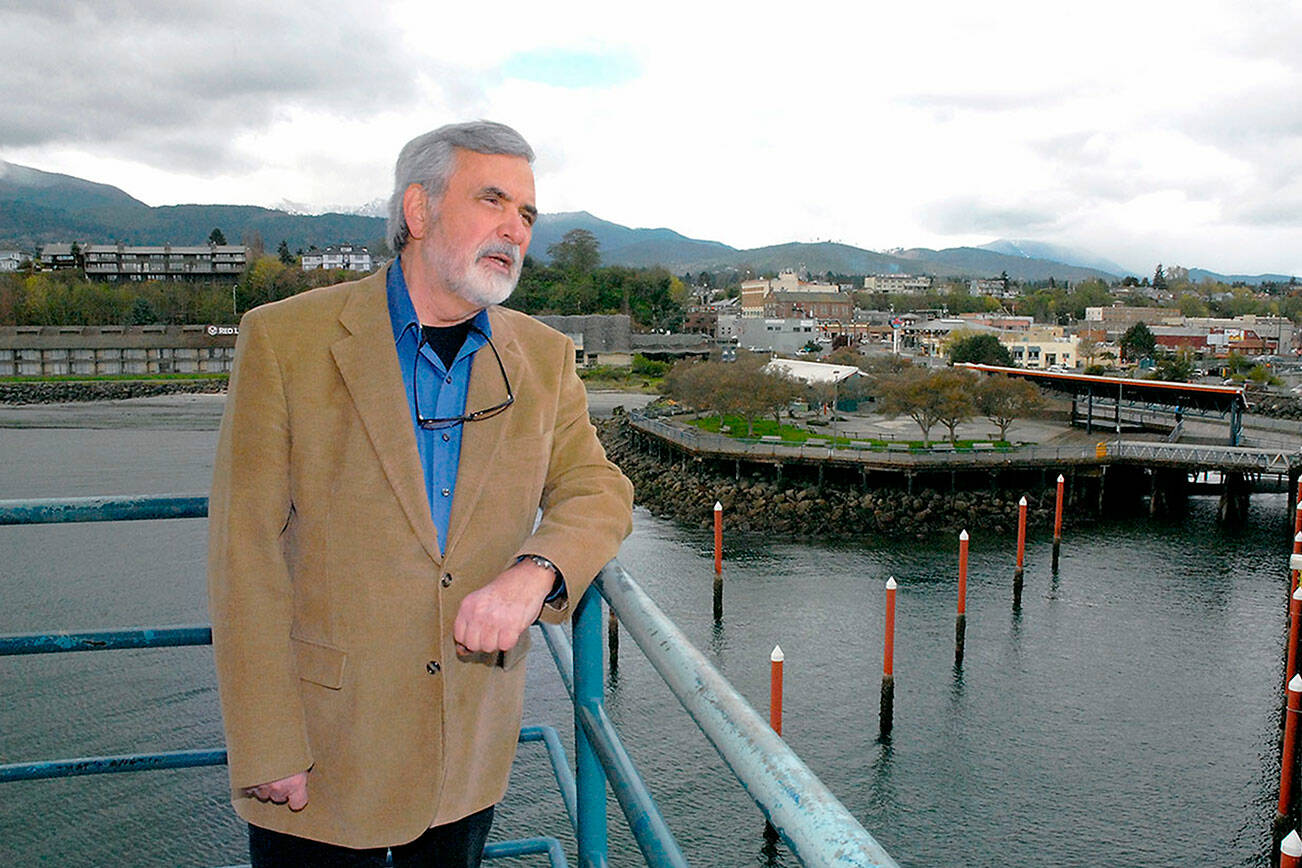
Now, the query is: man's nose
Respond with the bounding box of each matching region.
[499,211,530,247]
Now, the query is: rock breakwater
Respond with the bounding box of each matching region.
[0,378,227,405]
[597,417,1068,540]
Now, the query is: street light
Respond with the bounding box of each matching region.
[232,283,238,321]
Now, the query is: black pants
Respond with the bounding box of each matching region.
[248,805,494,868]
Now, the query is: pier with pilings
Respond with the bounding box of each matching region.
[626,411,1302,525]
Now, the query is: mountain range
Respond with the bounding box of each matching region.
[0,160,1291,285]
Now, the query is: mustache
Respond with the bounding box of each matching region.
[476,242,521,268]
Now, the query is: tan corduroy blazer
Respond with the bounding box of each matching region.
[207,268,633,848]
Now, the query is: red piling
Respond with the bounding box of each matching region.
[1282,830,1302,868]
[1275,675,1302,843]
[1052,474,1065,571]
[769,645,784,736]
[880,577,897,736]
[713,500,723,575]
[1289,588,1302,688]
[955,530,969,665]
[1014,496,1027,607]
[1293,532,1302,594]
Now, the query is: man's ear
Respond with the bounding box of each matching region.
[402,184,430,241]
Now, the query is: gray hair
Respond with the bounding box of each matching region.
[387,121,535,253]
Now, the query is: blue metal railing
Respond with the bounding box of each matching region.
[0,494,898,867]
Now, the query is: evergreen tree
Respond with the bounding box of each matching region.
[209,228,227,246]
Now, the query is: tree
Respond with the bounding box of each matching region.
[277,240,294,265]
[933,369,978,445]
[1153,264,1167,291]
[1120,321,1156,362]
[875,368,947,445]
[947,332,1013,366]
[976,376,1043,441]
[547,228,601,274]
[1152,348,1195,382]
[209,228,227,246]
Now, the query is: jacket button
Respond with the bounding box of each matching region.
[426,660,441,675]
[441,573,453,588]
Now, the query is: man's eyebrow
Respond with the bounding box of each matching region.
[480,185,537,219]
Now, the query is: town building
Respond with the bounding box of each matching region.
[969,278,1016,298]
[740,269,841,317]
[863,274,933,294]
[1001,326,1080,369]
[40,243,248,281]
[731,317,822,355]
[301,245,374,272]
[763,290,852,321]
[0,251,27,271]
[0,324,237,376]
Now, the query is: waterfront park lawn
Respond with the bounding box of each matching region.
[687,413,1009,451]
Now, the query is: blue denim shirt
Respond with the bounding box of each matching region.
[385,260,491,557]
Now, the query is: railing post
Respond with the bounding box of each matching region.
[573,586,608,867]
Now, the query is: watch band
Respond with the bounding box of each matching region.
[517,554,566,602]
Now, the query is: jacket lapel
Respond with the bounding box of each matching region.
[443,306,523,560]
[331,274,441,563]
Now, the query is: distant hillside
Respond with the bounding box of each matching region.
[7,161,1279,285]
[0,161,386,251]
[1187,268,1297,286]
[980,239,1129,277]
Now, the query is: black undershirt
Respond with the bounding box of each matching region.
[420,320,475,371]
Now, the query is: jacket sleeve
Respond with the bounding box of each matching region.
[514,336,634,624]
[207,311,313,790]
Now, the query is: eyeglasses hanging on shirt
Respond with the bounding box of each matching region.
[408,322,514,429]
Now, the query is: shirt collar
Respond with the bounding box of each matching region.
[386,258,493,346]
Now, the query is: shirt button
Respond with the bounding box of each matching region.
[440,573,453,588]
[445,375,453,384]
[441,488,451,497]
[426,660,441,675]
[441,433,450,442]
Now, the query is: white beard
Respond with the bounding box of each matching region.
[432,237,521,308]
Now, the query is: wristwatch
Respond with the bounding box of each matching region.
[517,554,566,603]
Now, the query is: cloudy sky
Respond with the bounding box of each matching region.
[3,0,1300,276]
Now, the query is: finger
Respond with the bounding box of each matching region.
[287,784,309,811]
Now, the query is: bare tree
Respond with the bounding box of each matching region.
[975,375,1043,441]
[933,369,979,445]
[875,367,947,445]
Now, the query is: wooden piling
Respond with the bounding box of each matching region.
[1014,496,1027,608]
[880,577,896,737]
[769,645,784,736]
[1052,474,1065,571]
[956,530,969,666]
[1274,675,1302,852]
[607,606,619,671]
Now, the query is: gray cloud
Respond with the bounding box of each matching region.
[922,196,1063,236]
[0,0,481,172]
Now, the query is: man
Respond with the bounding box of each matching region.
[208,121,634,866]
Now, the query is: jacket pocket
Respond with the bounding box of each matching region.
[291,635,347,689]
[498,630,532,671]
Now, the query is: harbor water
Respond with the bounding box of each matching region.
[0,405,1295,867]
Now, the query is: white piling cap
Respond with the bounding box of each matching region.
[1294,587,1302,601]
[1295,531,1302,542]
[714,500,723,511]
[886,576,897,590]
[1057,474,1065,483]
[1283,830,1302,857]
[1292,553,1302,572]
[1290,674,1302,694]
[771,644,784,662]
[959,529,969,541]
[1019,495,1028,506]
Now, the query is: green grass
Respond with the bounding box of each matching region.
[0,373,229,384]
[688,414,1010,450]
